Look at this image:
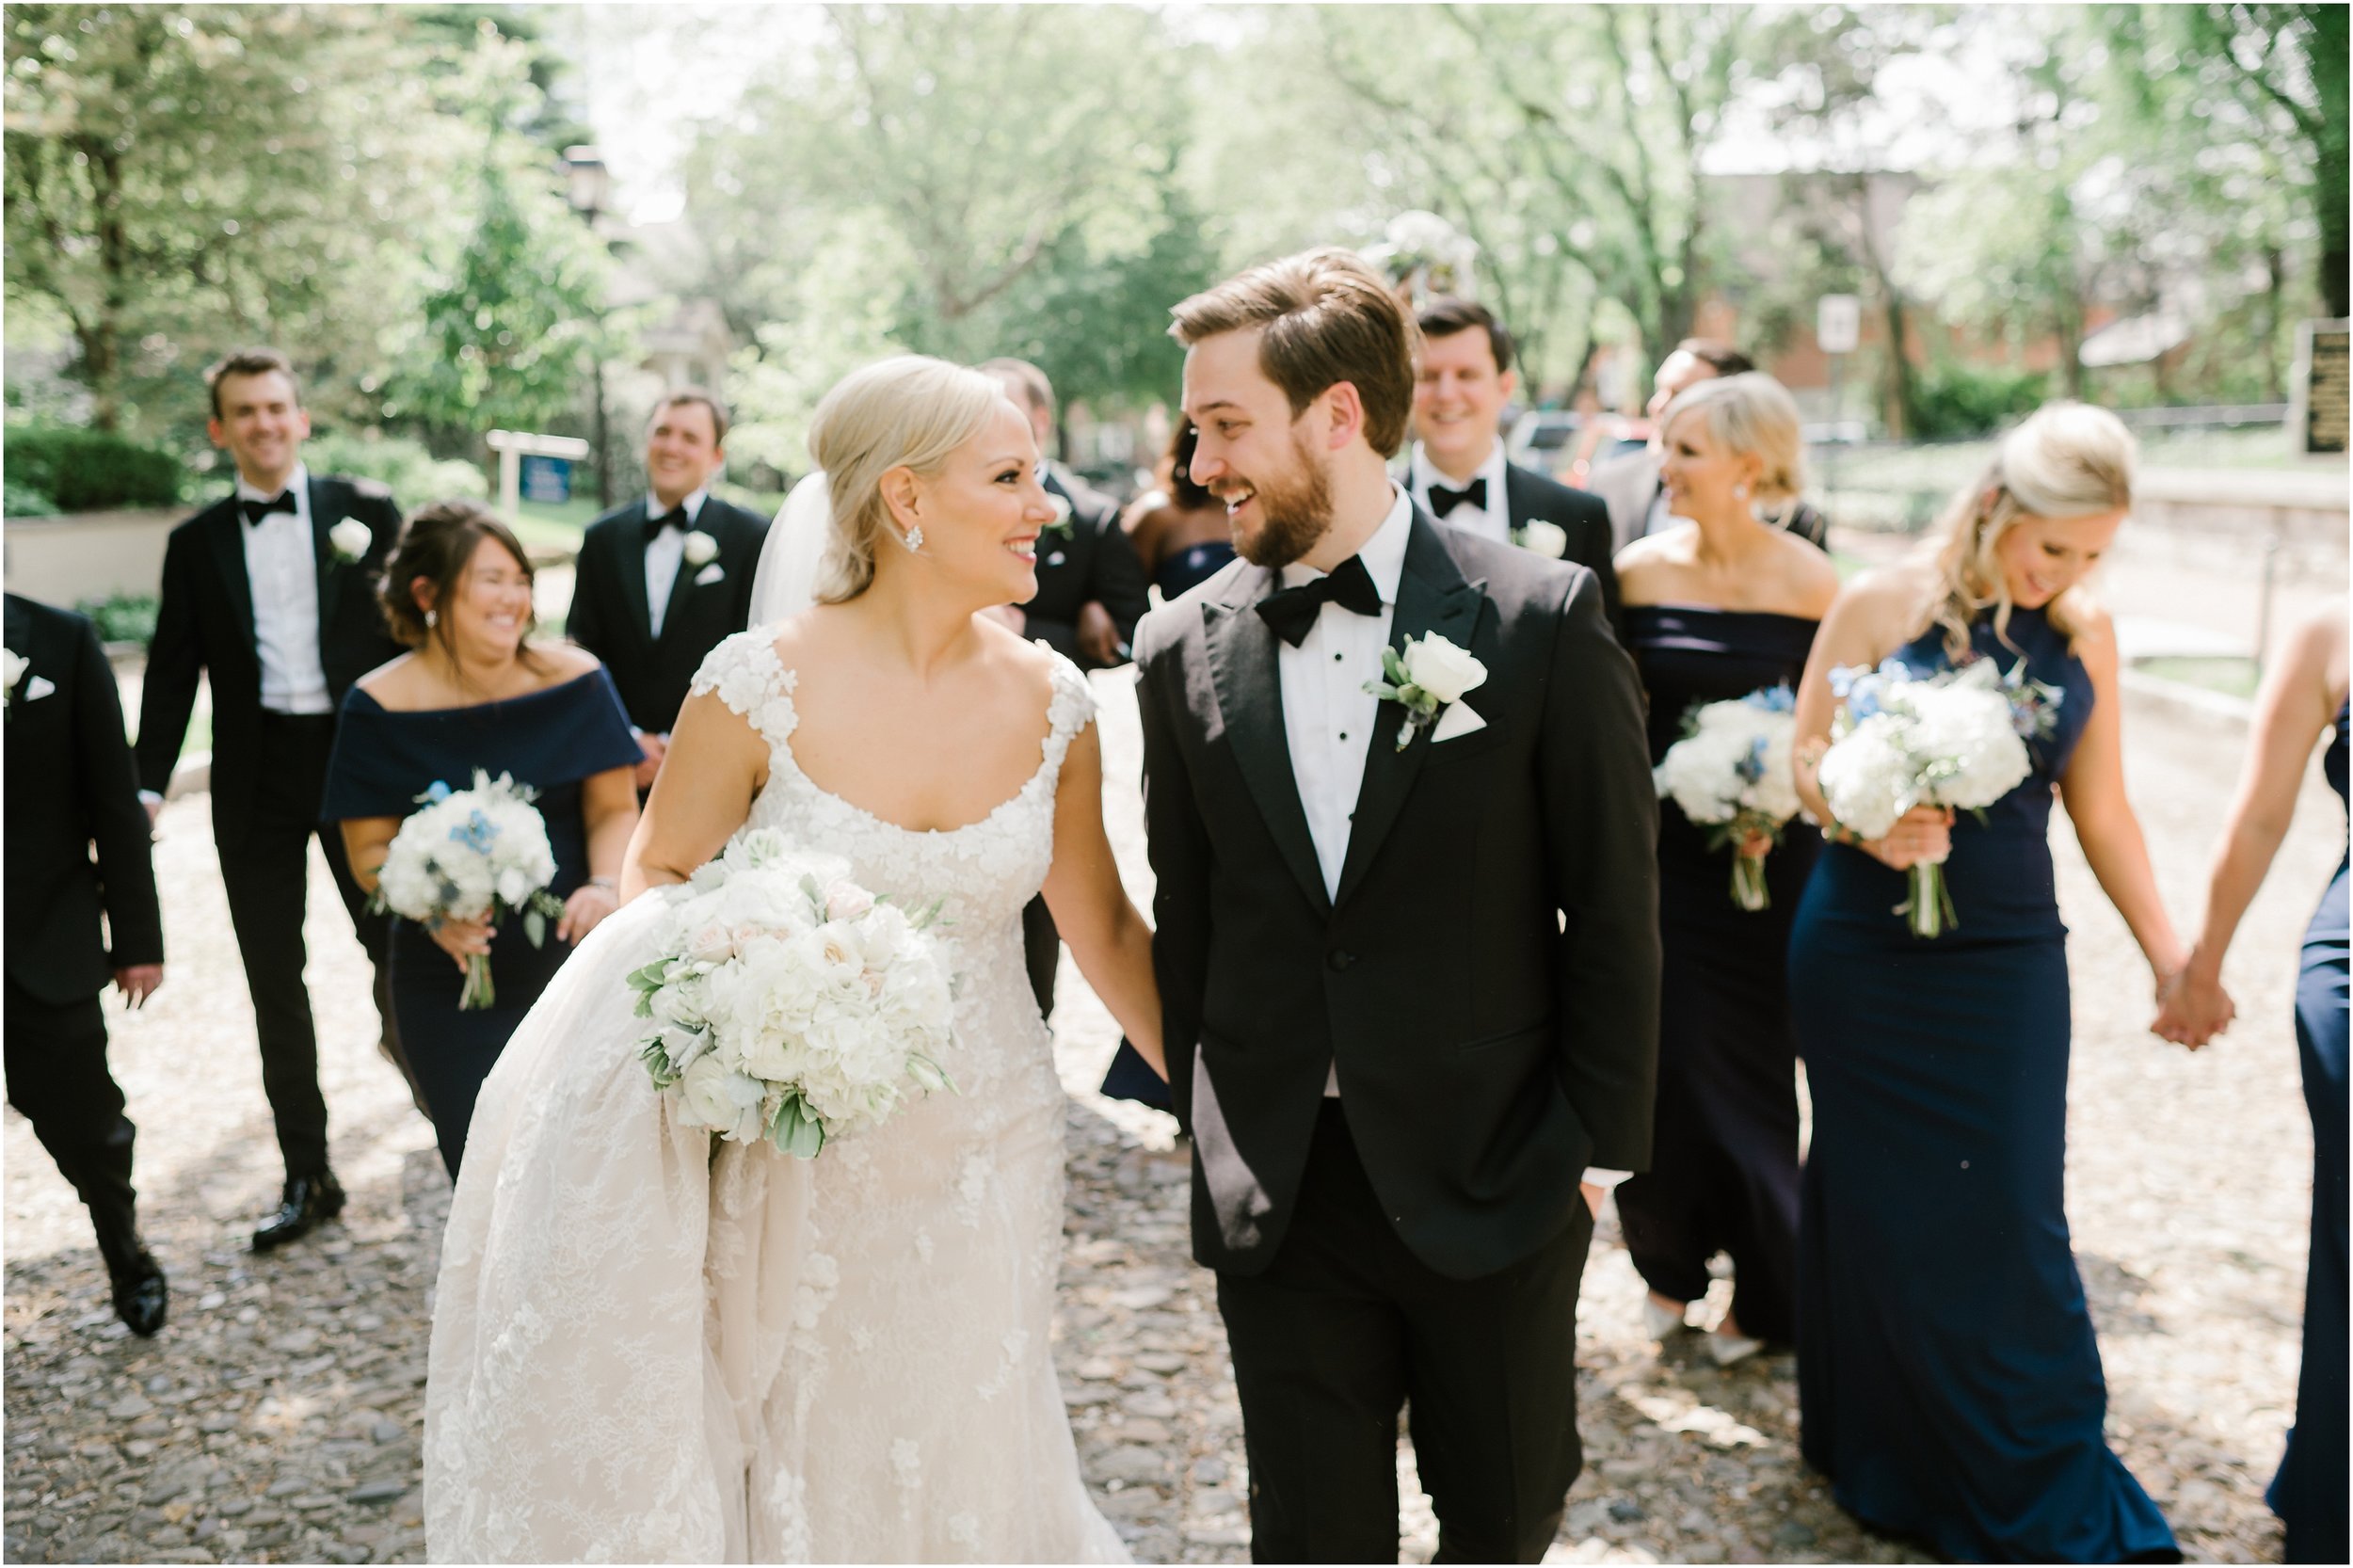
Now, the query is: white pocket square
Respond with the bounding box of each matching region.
[694,563,727,586]
[1430,700,1487,744]
[24,675,55,702]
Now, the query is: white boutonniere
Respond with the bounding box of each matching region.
[2,647,25,713]
[1511,520,1568,559]
[1364,632,1488,751]
[681,529,720,567]
[328,518,373,565]
[1041,491,1074,537]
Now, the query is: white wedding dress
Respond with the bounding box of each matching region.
[424,628,1128,1563]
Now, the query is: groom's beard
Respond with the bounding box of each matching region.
[1230,430,1335,570]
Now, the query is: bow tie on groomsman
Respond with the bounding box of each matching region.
[644,504,692,541]
[241,490,298,526]
[1256,554,1383,647]
[1427,476,1488,520]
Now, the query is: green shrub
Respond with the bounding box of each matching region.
[305,430,488,508]
[1909,361,2049,440]
[75,592,160,648]
[4,477,59,517]
[1,424,184,511]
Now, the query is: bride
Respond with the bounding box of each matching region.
[424,356,1164,1562]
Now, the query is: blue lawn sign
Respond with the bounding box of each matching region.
[519,455,573,504]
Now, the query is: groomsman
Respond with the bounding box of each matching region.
[136,349,406,1251]
[8,594,169,1333]
[1588,339,1828,552]
[567,389,770,792]
[1140,250,1659,1561]
[977,359,1151,1017]
[1407,297,1621,633]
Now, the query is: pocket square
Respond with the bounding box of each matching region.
[24,675,55,702]
[1431,699,1487,744]
[694,563,727,586]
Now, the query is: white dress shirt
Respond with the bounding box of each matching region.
[1275,484,1630,1192]
[643,487,709,639]
[1408,440,1512,545]
[236,463,332,715]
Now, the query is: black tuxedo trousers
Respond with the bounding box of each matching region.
[4,982,140,1270]
[1220,1102,1593,1563]
[223,712,383,1176]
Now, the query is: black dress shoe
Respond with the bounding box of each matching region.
[250,1171,346,1253]
[110,1254,168,1336]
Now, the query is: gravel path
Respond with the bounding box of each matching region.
[7,669,2338,1563]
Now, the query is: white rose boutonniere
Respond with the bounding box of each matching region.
[1365,632,1488,751]
[1511,520,1569,559]
[3,647,26,713]
[328,519,373,565]
[682,529,720,567]
[1041,491,1074,537]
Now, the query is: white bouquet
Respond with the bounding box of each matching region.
[1653,686,1801,911]
[374,770,566,1009]
[629,829,955,1159]
[1817,656,2062,937]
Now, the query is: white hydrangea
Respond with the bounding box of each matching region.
[1816,713,1916,840]
[631,832,956,1158]
[371,770,564,1010]
[1654,695,1800,827]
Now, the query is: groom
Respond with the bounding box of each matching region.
[1134,249,1659,1562]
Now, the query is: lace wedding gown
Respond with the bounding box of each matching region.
[424,630,1128,1563]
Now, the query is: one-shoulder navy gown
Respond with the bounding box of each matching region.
[2270,700,2347,1563]
[1616,606,1820,1343]
[1786,604,2177,1561]
[321,668,640,1178]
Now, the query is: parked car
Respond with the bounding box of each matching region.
[1503,409,1585,478]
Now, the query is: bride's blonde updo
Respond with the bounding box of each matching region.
[1920,401,2136,658]
[807,355,1007,602]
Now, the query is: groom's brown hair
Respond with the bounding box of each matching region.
[1168,248,1418,458]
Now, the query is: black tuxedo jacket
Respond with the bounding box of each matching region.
[7,594,166,1004]
[1017,470,1151,670]
[1500,460,1623,635]
[135,474,408,852]
[1134,507,1660,1282]
[567,495,771,736]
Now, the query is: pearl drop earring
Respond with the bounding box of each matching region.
[424,608,438,629]
[900,525,924,552]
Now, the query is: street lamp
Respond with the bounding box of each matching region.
[564,145,614,507]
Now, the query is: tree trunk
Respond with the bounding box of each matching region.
[2308,2,2348,317]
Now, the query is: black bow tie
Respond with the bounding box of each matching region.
[1428,477,1488,519]
[1256,554,1383,648]
[645,505,691,541]
[241,491,296,527]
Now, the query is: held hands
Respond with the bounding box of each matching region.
[1860,806,1953,872]
[2153,963,2235,1049]
[112,965,164,1009]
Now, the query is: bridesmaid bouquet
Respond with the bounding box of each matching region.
[1653,686,1801,911]
[1817,657,2063,937]
[374,770,565,1010]
[629,829,956,1159]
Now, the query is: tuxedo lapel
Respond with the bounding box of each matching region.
[1335,512,1486,908]
[202,497,259,650]
[1202,569,1332,918]
[653,532,699,650]
[612,504,656,648]
[306,477,344,620]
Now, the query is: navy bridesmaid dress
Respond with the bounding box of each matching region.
[2269,700,2347,1563]
[1616,606,1821,1343]
[1786,603,2177,1561]
[321,668,640,1178]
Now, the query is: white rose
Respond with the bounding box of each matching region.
[1514,520,1569,559]
[3,648,27,694]
[824,879,874,922]
[682,529,720,567]
[672,1054,767,1143]
[328,518,373,561]
[1402,634,1487,705]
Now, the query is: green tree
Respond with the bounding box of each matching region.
[378,24,615,449]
